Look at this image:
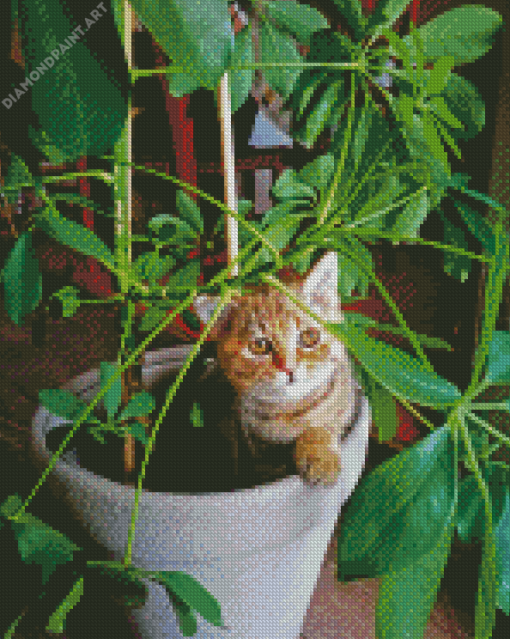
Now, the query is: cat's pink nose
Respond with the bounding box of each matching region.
[272,352,294,383]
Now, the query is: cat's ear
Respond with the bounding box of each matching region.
[193,295,234,338]
[302,251,343,322]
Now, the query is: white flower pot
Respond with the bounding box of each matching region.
[31,347,370,638]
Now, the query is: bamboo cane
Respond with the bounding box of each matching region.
[218,71,239,277]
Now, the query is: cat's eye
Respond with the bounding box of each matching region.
[300,328,320,348]
[249,338,272,355]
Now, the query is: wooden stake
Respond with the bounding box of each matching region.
[218,72,238,276]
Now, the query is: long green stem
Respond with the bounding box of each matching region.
[124,286,231,566]
[466,411,510,449]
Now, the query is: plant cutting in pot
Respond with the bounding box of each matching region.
[0,0,509,638]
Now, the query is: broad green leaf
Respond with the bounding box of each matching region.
[34,203,115,272]
[166,71,202,98]
[2,153,34,203]
[176,190,204,235]
[174,599,198,636]
[450,196,495,256]
[367,0,415,38]
[298,152,335,195]
[390,188,429,239]
[138,300,174,333]
[229,23,255,114]
[376,520,454,639]
[495,488,510,615]
[485,331,510,384]
[405,5,504,66]
[259,213,305,262]
[285,69,325,118]
[271,169,315,201]
[148,214,197,244]
[441,73,485,141]
[133,252,176,287]
[441,215,472,283]
[3,231,42,326]
[118,391,156,421]
[165,259,201,300]
[156,571,224,628]
[46,576,84,634]
[365,376,398,442]
[260,0,329,46]
[100,362,122,422]
[3,495,81,584]
[18,0,127,161]
[456,464,508,545]
[259,20,301,100]
[130,0,232,91]
[39,389,88,421]
[330,0,367,42]
[125,421,150,446]
[337,426,455,580]
[328,322,462,407]
[190,401,204,428]
[297,72,327,118]
[426,57,455,96]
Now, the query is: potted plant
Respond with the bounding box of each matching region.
[0,1,508,638]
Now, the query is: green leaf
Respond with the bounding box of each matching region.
[166,259,201,299]
[271,168,315,201]
[426,57,455,95]
[330,0,367,42]
[138,300,174,333]
[125,421,150,446]
[337,426,455,581]
[302,82,338,148]
[435,119,463,161]
[39,389,88,421]
[390,188,429,239]
[441,215,472,283]
[34,203,115,272]
[485,331,510,384]
[6,506,82,584]
[118,391,156,421]
[297,152,335,195]
[156,571,224,628]
[87,562,149,609]
[133,252,176,288]
[428,96,463,130]
[175,190,204,235]
[100,362,122,422]
[2,153,34,203]
[376,519,454,639]
[260,0,329,46]
[421,112,450,174]
[495,488,510,615]
[46,576,84,634]
[366,376,398,442]
[476,524,499,638]
[190,401,204,428]
[3,231,42,326]
[259,20,301,100]
[405,5,504,66]
[166,71,202,98]
[441,72,485,141]
[450,195,495,256]
[229,23,255,114]
[148,214,197,244]
[18,0,127,161]
[130,0,232,91]
[328,322,462,408]
[367,0,415,38]
[173,598,198,636]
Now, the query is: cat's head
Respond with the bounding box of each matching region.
[193,252,345,398]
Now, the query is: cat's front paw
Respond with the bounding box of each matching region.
[295,427,340,487]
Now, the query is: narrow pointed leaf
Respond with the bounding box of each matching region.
[260,20,301,100]
[156,571,224,628]
[330,0,368,42]
[260,0,329,45]
[229,23,255,114]
[176,190,204,235]
[495,488,510,615]
[100,362,122,422]
[485,331,510,383]
[46,576,84,634]
[3,231,42,326]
